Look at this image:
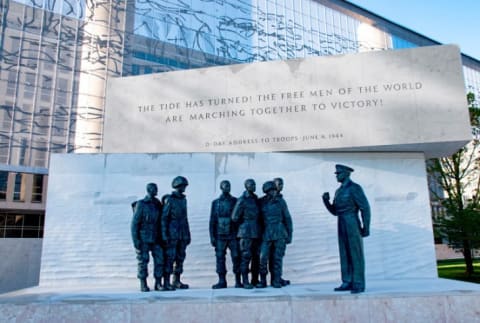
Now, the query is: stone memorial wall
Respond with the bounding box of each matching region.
[40,152,437,288]
[103,45,470,157]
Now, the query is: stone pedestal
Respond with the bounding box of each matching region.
[1,279,480,323]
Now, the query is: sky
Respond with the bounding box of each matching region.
[348,0,480,60]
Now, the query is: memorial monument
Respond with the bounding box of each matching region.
[27,45,480,321]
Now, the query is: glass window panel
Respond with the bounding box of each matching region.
[284,0,293,10]
[267,1,276,14]
[0,214,5,238]
[42,11,61,38]
[0,171,7,200]
[31,174,44,202]
[23,5,43,35]
[62,0,77,17]
[6,2,24,30]
[5,228,22,238]
[22,229,39,238]
[13,173,26,201]
[0,138,9,164]
[293,0,302,12]
[31,140,48,167]
[26,0,43,8]
[23,214,40,226]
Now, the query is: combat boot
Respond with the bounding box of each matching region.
[271,271,282,288]
[242,272,253,289]
[154,278,162,291]
[256,274,267,288]
[280,278,290,286]
[162,274,175,291]
[173,273,189,289]
[272,279,282,288]
[251,273,259,286]
[212,273,227,289]
[140,278,150,292]
[234,273,243,288]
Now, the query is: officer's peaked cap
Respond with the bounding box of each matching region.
[335,164,354,173]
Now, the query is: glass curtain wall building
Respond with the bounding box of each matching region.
[0,1,479,236]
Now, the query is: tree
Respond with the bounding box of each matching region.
[428,92,480,276]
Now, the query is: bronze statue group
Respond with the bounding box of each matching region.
[131,164,370,294]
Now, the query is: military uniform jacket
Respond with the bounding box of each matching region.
[231,191,260,239]
[162,191,191,241]
[332,179,370,231]
[210,193,238,240]
[259,195,293,242]
[131,196,163,246]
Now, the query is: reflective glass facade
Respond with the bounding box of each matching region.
[0,0,479,169]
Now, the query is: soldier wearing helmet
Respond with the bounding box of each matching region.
[131,183,164,292]
[162,176,191,290]
[209,180,241,289]
[257,181,293,288]
[231,179,261,289]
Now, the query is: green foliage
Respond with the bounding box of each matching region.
[428,92,480,276]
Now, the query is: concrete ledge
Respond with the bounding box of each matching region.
[1,279,479,322]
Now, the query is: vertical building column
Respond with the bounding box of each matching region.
[74,0,127,152]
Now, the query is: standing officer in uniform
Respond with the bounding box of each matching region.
[231,179,260,289]
[257,181,293,288]
[322,164,371,294]
[209,180,242,289]
[131,183,164,292]
[162,176,191,290]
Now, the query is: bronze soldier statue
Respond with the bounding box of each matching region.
[322,164,371,294]
[271,177,291,286]
[162,176,191,290]
[231,179,260,289]
[257,181,293,288]
[131,183,164,292]
[209,180,242,288]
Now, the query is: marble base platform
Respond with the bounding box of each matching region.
[1,279,479,323]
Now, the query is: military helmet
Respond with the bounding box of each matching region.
[262,180,276,193]
[172,176,189,188]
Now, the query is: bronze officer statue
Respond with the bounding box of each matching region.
[209,180,242,288]
[131,183,164,292]
[162,176,191,290]
[322,164,371,294]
